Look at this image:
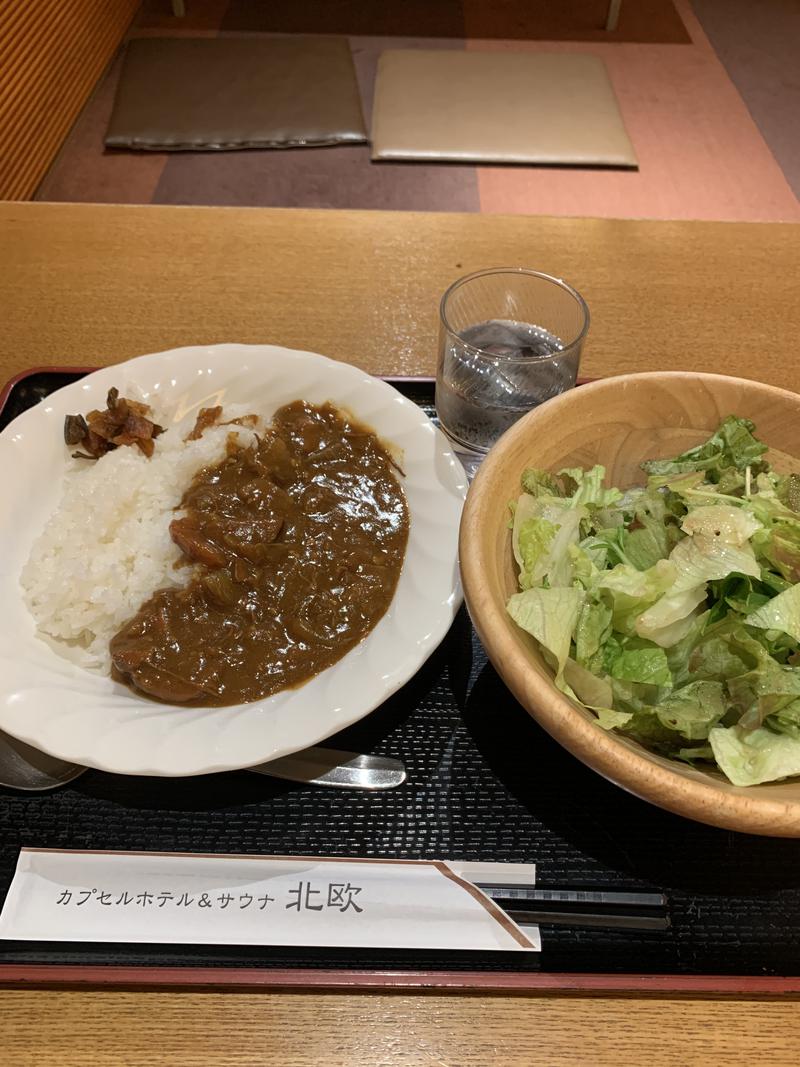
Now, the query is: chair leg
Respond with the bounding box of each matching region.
[172,0,186,16]
[605,0,622,31]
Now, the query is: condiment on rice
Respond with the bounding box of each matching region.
[64,387,165,459]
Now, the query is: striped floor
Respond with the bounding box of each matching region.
[35,0,800,223]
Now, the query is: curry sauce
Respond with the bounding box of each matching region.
[110,401,409,705]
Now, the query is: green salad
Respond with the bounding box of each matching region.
[507,416,800,787]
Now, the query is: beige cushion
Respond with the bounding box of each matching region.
[371,50,637,167]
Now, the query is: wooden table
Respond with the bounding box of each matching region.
[2,202,799,387]
[2,201,800,1066]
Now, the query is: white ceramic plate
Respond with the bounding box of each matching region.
[0,344,466,776]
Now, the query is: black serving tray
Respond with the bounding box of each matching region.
[2,369,800,994]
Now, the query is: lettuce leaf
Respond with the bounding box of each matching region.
[647,470,707,498]
[563,657,615,710]
[641,415,768,481]
[635,587,708,647]
[574,598,613,674]
[595,706,635,731]
[616,706,683,748]
[570,544,604,589]
[717,574,772,617]
[581,528,633,568]
[507,587,584,683]
[668,520,761,587]
[756,526,800,584]
[517,518,557,589]
[521,467,562,498]
[596,560,676,636]
[710,725,800,786]
[744,480,800,582]
[625,517,670,571]
[664,610,710,688]
[609,677,663,712]
[654,681,726,740]
[677,744,715,763]
[727,656,800,731]
[689,632,752,681]
[511,493,543,568]
[515,509,584,590]
[767,699,800,740]
[689,624,774,679]
[749,474,800,524]
[630,506,762,647]
[777,473,800,513]
[603,635,672,687]
[511,493,585,589]
[558,464,624,510]
[680,505,761,543]
[746,582,800,643]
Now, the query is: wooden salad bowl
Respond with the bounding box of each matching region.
[459,372,800,836]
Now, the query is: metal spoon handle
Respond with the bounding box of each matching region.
[0,728,406,792]
[248,747,406,790]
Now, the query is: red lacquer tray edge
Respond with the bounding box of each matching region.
[0,367,596,419]
[0,365,99,417]
[0,964,799,996]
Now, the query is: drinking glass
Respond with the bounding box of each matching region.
[436,267,589,477]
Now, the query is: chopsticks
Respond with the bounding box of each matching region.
[476,884,670,932]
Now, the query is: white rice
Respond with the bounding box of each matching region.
[21,403,260,672]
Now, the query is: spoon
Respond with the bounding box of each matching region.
[0,731,406,792]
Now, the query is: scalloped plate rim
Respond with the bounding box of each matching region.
[0,344,466,776]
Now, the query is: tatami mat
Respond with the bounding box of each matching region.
[153,143,481,211]
[472,1,800,221]
[34,1,799,223]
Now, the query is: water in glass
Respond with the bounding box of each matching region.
[436,318,574,453]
